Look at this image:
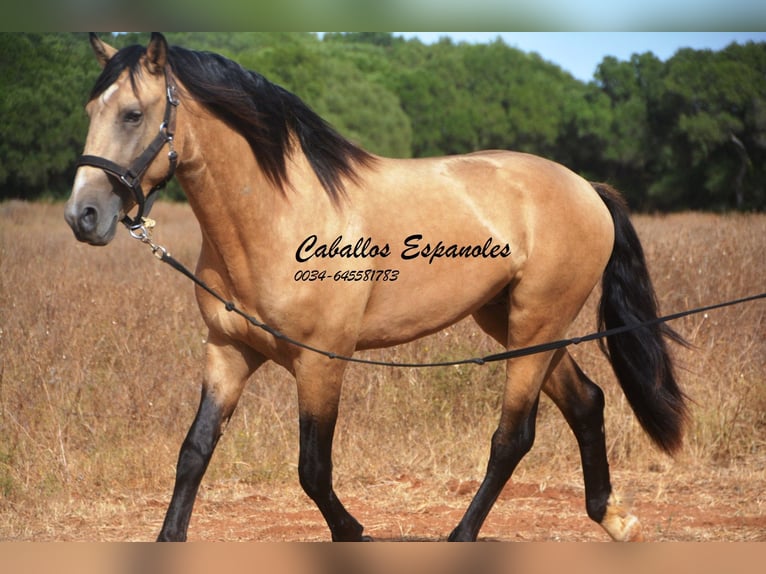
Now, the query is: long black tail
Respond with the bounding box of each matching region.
[593,182,688,455]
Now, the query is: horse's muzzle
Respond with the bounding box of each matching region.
[64,200,119,246]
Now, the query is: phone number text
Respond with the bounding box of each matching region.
[294,269,400,282]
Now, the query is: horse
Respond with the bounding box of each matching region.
[64,33,687,542]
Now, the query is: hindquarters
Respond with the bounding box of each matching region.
[459,179,682,541]
[451,172,616,540]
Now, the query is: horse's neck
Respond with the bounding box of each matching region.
[174,104,283,254]
[172,102,341,285]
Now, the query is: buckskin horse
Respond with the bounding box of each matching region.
[64,33,687,542]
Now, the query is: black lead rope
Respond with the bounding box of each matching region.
[142,233,765,368]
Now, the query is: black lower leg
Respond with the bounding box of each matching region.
[548,362,613,524]
[158,390,224,541]
[570,380,612,523]
[298,414,366,541]
[449,398,539,541]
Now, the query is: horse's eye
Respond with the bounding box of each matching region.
[123,110,143,124]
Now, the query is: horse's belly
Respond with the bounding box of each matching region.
[355,257,513,349]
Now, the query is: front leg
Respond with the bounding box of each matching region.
[158,337,264,541]
[295,358,368,541]
[298,415,367,541]
[157,387,225,541]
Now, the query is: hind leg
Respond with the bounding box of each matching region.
[449,387,541,541]
[450,301,564,541]
[543,350,643,541]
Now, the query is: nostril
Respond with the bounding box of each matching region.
[79,206,98,232]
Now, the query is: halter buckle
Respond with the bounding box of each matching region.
[119,172,141,191]
[167,83,179,107]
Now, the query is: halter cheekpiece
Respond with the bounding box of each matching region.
[75,67,180,230]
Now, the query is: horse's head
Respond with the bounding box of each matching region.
[65,33,179,245]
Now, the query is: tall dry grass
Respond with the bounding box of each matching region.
[0,200,764,539]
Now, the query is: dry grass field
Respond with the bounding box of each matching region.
[0,200,764,542]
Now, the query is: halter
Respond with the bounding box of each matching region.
[75,68,180,230]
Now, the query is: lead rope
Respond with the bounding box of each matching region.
[129,219,766,368]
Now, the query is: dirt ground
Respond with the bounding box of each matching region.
[20,465,765,542]
[2,204,764,546]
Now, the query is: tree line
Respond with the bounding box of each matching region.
[1,32,764,211]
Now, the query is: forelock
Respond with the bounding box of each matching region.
[88,44,146,102]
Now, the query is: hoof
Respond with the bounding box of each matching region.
[331,530,373,542]
[447,526,475,542]
[600,493,644,542]
[603,512,643,542]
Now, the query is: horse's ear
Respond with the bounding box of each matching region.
[146,32,168,75]
[90,33,117,69]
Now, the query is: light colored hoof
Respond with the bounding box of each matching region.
[600,493,644,542]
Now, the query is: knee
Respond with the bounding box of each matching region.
[497,423,536,457]
[176,397,225,473]
[175,433,217,482]
[490,415,537,472]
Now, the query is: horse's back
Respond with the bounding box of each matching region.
[364,150,614,276]
[353,150,614,348]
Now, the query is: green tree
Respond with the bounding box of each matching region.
[3,33,764,210]
[462,40,579,157]
[0,33,93,200]
[585,55,663,208]
[658,44,766,209]
[243,37,412,157]
[388,39,477,156]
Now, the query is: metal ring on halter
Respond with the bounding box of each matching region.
[129,224,151,242]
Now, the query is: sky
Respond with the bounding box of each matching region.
[396,32,766,82]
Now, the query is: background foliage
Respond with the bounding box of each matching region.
[2,32,765,210]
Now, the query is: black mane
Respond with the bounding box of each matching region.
[90,41,374,199]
